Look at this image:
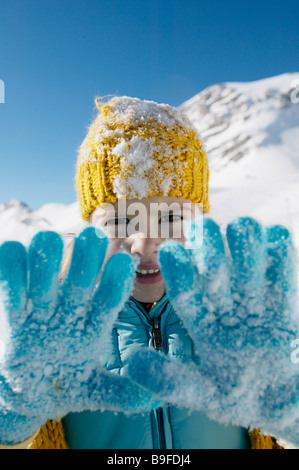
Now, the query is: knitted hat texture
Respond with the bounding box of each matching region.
[76,96,210,221]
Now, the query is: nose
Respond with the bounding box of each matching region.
[127,233,160,258]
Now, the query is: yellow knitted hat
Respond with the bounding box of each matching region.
[76,96,210,221]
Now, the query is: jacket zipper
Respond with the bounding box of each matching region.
[155,408,166,449]
[152,315,167,449]
[152,316,163,350]
[130,298,169,449]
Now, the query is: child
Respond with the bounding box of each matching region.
[0,96,290,449]
[65,96,250,449]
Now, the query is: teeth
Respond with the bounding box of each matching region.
[136,269,160,274]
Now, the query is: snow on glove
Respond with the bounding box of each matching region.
[0,227,159,444]
[128,217,299,446]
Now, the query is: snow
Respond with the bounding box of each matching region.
[101,96,193,130]
[112,134,174,198]
[78,96,195,201]
[0,200,86,247]
[179,72,299,255]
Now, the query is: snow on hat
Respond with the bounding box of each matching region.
[76,96,210,221]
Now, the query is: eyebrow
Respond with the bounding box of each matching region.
[99,201,193,216]
[115,205,192,213]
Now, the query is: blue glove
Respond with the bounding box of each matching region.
[128,217,299,447]
[0,227,159,445]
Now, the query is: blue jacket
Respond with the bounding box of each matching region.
[62,294,250,449]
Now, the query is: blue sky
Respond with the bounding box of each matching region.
[0,0,298,210]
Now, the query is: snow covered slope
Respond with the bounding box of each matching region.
[179,72,299,250]
[0,200,85,246]
[0,73,298,255]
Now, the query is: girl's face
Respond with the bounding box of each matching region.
[90,196,201,303]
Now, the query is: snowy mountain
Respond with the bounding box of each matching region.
[179,72,299,169]
[0,200,85,247]
[179,72,299,250]
[1,73,299,255]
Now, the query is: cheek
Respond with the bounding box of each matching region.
[103,239,123,265]
[95,239,123,285]
[173,235,186,247]
[170,222,186,246]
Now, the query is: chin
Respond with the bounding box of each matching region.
[132,283,166,303]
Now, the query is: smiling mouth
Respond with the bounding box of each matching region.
[135,266,163,284]
[136,268,160,274]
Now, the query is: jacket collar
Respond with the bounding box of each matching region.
[127,293,171,322]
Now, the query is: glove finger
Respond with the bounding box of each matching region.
[159,240,204,338]
[226,217,264,319]
[28,231,63,321]
[159,240,195,295]
[128,349,204,411]
[175,218,235,331]
[183,216,203,273]
[0,241,27,336]
[196,218,233,317]
[264,225,297,331]
[89,252,135,341]
[59,227,109,320]
[200,218,227,274]
[184,217,224,271]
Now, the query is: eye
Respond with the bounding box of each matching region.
[160,214,182,223]
[105,218,130,226]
